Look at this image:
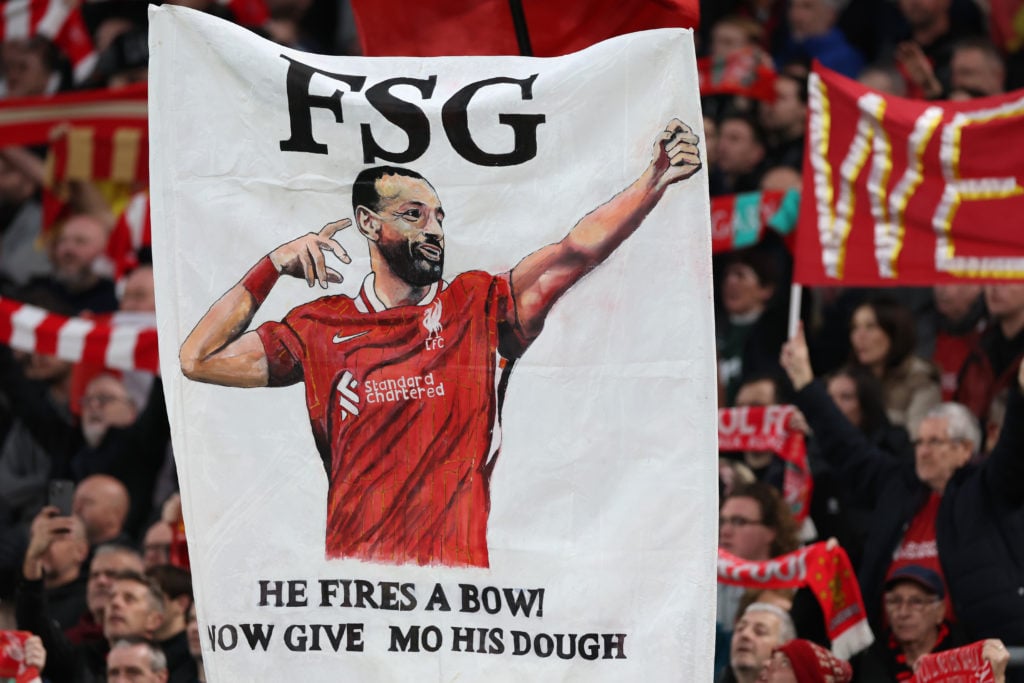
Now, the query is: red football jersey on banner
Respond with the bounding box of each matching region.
[256,270,520,567]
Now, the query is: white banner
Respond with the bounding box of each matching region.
[149,7,716,681]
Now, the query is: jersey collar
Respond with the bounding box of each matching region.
[359,273,441,313]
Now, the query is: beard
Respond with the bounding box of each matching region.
[82,422,107,448]
[378,235,443,287]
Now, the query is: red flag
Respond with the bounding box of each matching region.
[795,63,1024,286]
[106,191,151,282]
[0,630,42,683]
[718,543,874,659]
[350,0,699,57]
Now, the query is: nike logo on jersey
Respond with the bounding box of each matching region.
[332,330,371,344]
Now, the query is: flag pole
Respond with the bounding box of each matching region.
[508,0,534,56]
[788,283,802,339]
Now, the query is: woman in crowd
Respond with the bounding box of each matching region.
[848,296,941,430]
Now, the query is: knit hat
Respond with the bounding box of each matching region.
[774,639,852,683]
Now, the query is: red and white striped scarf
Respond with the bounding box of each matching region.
[0,0,97,83]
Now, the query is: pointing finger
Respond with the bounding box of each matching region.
[320,219,352,239]
[318,238,352,265]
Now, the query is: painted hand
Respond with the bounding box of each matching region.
[270,219,353,288]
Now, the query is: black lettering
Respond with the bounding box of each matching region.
[347,623,365,651]
[603,633,627,659]
[578,633,600,660]
[239,623,274,651]
[399,582,417,611]
[286,579,307,607]
[361,76,437,163]
[421,625,443,652]
[425,583,451,611]
[534,633,553,658]
[379,581,400,610]
[511,630,530,655]
[319,579,338,607]
[278,55,366,155]
[284,624,307,651]
[450,626,473,652]
[258,580,282,607]
[354,579,378,609]
[217,625,238,651]
[481,586,501,614]
[458,584,479,613]
[442,75,545,166]
[389,624,420,652]
[504,587,543,617]
[488,627,505,654]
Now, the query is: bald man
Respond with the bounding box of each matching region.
[74,475,131,546]
[17,506,90,629]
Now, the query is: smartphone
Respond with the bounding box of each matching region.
[48,480,75,516]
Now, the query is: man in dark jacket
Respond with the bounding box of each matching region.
[780,328,1024,646]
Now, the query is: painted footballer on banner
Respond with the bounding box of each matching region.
[179,119,702,567]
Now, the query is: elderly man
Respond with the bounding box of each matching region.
[781,329,1024,643]
[718,602,796,683]
[854,565,958,680]
[108,638,169,683]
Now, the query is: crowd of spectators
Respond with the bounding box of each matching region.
[0,0,1023,681]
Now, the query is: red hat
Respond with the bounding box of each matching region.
[775,640,852,683]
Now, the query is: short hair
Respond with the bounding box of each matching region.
[742,602,797,642]
[719,111,767,150]
[726,482,800,556]
[146,564,193,602]
[93,543,144,564]
[112,570,165,615]
[109,637,167,672]
[737,371,794,406]
[351,166,427,215]
[713,15,764,46]
[925,402,981,457]
[725,245,778,289]
[852,296,917,370]
[777,72,809,106]
[953,36,1005,67]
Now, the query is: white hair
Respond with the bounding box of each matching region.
[925,402,981,457]
[743,602,797,643]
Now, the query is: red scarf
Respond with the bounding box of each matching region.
[718,405,812,523]
[910,642,995,682]
[0,631,42,683]
[717,542,874,659]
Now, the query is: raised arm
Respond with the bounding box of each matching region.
[179,219,351,387]
[509,120,701,338]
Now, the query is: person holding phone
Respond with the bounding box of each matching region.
[16,506,89,630]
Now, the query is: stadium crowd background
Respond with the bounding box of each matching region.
[0,0,1022,681]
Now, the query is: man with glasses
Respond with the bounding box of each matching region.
[780,328,1024,649]
[856,565,959,680]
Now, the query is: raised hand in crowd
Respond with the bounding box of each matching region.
[779,324,813,392]
[22,506,85,582]
[894,41,943,99]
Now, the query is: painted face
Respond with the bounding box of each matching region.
[914,416,971,492]
[884,581,944,645]
[371,174,445,287]
[719,496,776,560]
[850,306,891,369]
[731,610,785,676]
[827,375,862,428]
